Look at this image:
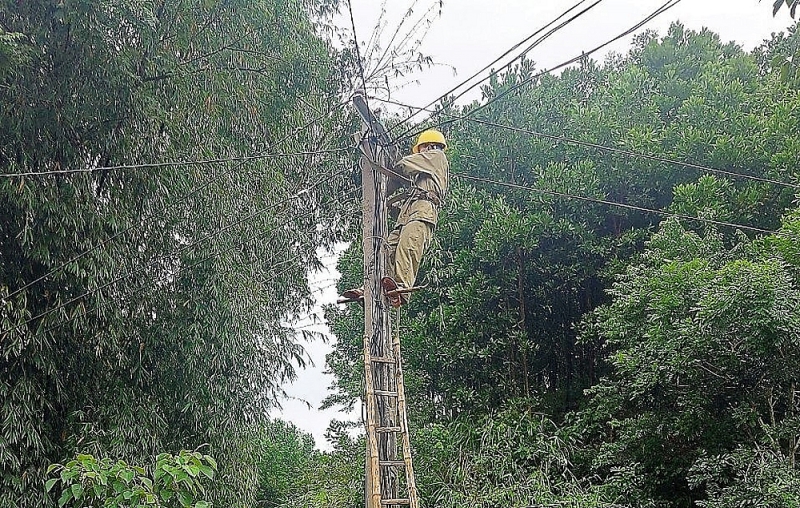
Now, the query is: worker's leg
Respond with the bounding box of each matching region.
[385,224,402,282]
[394,220,434,289]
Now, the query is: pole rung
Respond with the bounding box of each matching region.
[379,460,407,467]
[381,499,411,505]
[370,356,396,364]
[374,390,398,397]
[376,426,402,433]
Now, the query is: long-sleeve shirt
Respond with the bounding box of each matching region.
[391,149,449,226]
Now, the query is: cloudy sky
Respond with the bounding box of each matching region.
[279,0,797,451]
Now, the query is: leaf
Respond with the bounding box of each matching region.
[198,465,215,480]
[177,490,192,507]
[57,488,73,508]
[45,479,58,493]
[202,455,217,470]
[70,483,83,500]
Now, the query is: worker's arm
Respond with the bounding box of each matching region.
[394,150,447,180]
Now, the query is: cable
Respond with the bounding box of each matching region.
[2,101,351,302]
[371,97,800,191]
[0,166,358,338]
[347,0,371,102]
[30,187,362,340]
[395,0,683,145]
[0,148,350,177]
[389,0,603,131]
[454,173,773,234]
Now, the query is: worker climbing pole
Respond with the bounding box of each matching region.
[340,91,449,508]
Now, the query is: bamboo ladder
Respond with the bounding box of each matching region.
[363,310,419,508]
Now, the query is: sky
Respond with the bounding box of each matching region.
[278,0,797,452]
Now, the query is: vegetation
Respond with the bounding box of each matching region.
[0,0,353,506]
[1,0,799,506]
[46,450,217,507]
[324,22,800,508]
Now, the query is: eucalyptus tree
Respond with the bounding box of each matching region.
[0,0,355,505]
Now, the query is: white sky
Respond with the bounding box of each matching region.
[279,0,796,452]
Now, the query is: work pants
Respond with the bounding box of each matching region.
[386,219,434,291]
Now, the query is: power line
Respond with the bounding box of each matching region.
[454,173,773,234]
[371,97,800,191]
[0,166,359,339]
[396,0,683,145]
[3,102,352,301]
[347,0,371,106]
[0,148,350,177]
[390,0,604,132]
[31,187,363,341]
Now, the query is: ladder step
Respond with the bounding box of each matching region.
[381,499,410,506]
[376,426,402,433]
[370,356,396,364]
[379,460,407,467]
[374,390,398,397]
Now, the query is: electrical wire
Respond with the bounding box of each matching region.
[0,166,359,339]
[0,148,350,177]
[347,0,371,105]
[454,173,773,234]
[2,101,351,302]
[395,0,683,145]
[389,0,604,132]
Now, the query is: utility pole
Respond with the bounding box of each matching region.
[355,93,418,508]
[359,132,396,508]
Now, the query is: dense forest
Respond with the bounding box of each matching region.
[2,1,800,507]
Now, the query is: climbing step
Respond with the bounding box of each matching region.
[370,356,396,364]
[379,460,407,467]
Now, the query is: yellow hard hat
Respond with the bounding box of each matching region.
[412,129,447,153]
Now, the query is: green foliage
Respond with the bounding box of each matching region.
[255,419,315,507]
[322,22,800,508]
[577,218,800,505]
[413,405,614,508]
[688,448,800,507]
[771,0,800,18]
[45,450,217,507]
[0,0,356,506]
[280,422,363,508]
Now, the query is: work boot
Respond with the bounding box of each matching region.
[380,277,408,308]
[337,287,364,305]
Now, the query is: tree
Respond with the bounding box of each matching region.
[576,216,800,506]
[0,0,354,505]
[321,22,800,508]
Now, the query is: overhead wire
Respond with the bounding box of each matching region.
[2,101,352,302]
[389,0,604,132]
[372,97,800,191]
[0,148,350,178]
[393,0,684,145]
[3,172,362,340]
[454,173,773,234]
[347,0,372,105]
